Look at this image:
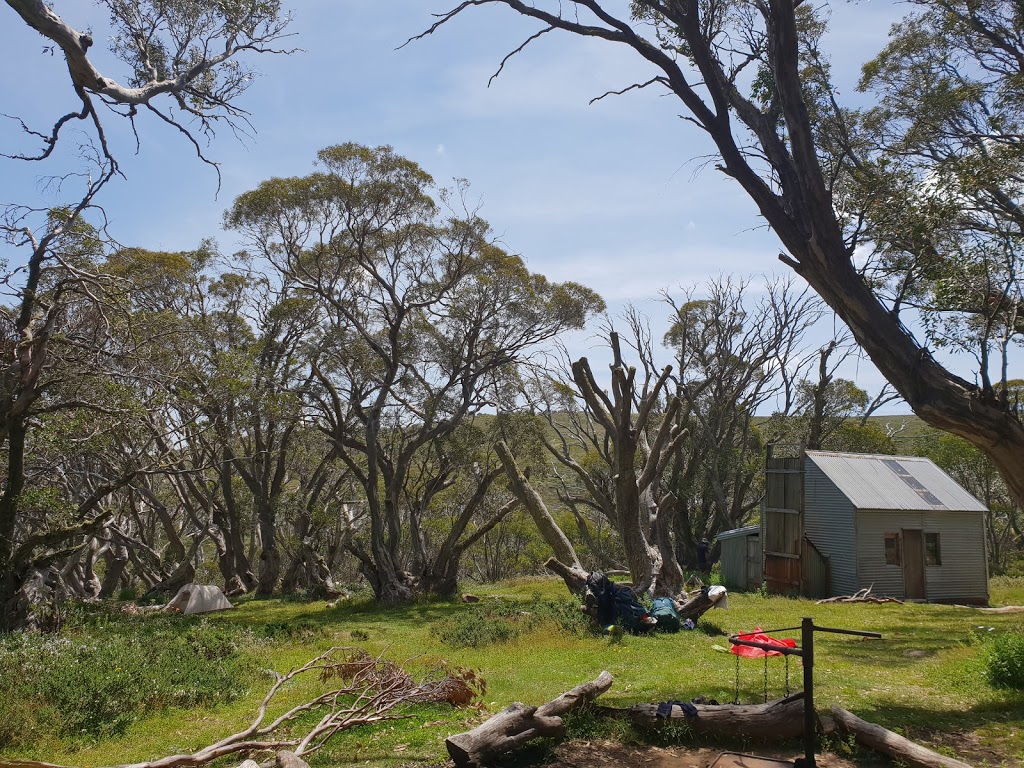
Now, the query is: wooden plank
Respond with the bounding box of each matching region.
[764,507,800,515]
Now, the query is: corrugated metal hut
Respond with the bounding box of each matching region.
[717,526,761,590]
[763,449,989,604]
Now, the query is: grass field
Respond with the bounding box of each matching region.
[2,577,1023,768]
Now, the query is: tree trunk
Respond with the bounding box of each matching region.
[257,545,281,596]
[446,671,613,768]
[302,540,336,598]
[256,501,280,596]
[544,556,589,595]
[98,539,130,598]
[0,421,28,621]
[832,706,974,768]
[612,692,806,740]
[495,441,583,571]
[652,494,684,596]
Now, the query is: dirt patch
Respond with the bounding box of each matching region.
[910,728,1015,768]
[542,741,868,768]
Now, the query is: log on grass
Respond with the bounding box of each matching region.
[832,706,973,768]
[609,692,806,740]
[676,587,718,622]
[971,605,1024,614]
[274,753,310,768]
[445,671,613,768]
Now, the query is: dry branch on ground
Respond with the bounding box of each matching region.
[0,647,481,768]
[817,587,903,604]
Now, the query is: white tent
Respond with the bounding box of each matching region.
[164,583,234,614]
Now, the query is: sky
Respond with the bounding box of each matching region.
[0,1,939,414]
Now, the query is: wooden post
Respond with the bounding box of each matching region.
[802,617,815,768]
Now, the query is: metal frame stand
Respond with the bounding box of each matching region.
[727,617,882,768]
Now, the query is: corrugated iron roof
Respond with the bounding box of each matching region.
[717,525,760,541]
[805,451,987,512]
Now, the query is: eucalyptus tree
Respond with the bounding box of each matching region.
[4,0,294,176]
[0,238,184,623]
[1,1,295,623]
[226,143,604,602]
[663,278,819,567]
[851,0,1023,408]
[415,0,1024,510]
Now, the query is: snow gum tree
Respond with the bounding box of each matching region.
[226,143,605,602]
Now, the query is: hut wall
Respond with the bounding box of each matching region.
[802,460,857,596]
[856,510,989,603]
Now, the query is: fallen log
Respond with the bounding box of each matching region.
[446,671,613,768]
[600,692,806,740]
[969,605,1024,614]
[832,706,973,768]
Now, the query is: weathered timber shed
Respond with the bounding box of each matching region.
[717,526,762,590]
[763,449,989,604]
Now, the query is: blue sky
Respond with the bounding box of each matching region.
[1,1,930,413]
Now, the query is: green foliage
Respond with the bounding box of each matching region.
[5,579,1024,766]
[432,596,590,648]
[984,633,1024,689]
[0,618,260,748]
[257,619,325,641]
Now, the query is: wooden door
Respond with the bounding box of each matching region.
[746,535,762,588]
[902,529,926,600]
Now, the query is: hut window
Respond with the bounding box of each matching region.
[884,533,901,565]
[925,533,942,566]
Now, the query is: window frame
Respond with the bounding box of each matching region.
[925,532,941,566]
[884,532,902,566]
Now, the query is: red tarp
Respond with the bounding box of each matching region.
[730,627,797,657]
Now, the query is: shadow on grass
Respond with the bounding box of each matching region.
[857,697,1024,737]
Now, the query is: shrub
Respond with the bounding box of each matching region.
[984,633,1024,689]
[258,619,325,641]
[433,596,589,648]
[0,618,260,748]
[434,610,518,648]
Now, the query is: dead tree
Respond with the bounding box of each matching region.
[538,325,687,596]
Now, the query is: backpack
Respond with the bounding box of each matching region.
[586,571,617,626]
[612,584,652,632]
[651,596,681,632]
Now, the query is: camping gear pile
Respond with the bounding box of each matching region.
[584,571,726,633]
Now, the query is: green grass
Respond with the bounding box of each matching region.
[2,576,1023,767]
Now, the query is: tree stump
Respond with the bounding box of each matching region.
[445,671,613,768]
[675,587,718,622]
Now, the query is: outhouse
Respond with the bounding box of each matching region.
[762,449,989,604]
[717,526,762,590]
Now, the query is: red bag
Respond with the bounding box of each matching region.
[730,627,797,657]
